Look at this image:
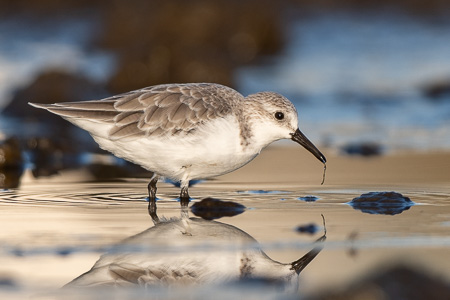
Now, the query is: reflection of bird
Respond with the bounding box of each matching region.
[66,217,325,292]
[29,83,326,202]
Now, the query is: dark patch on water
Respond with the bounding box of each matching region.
[348,191,414,215]
[298,195,319,202]
[191,198,246,220]
[227,276,289,290]
[238,190,288,194]
[0,277,17,288]
[56,247,73,256]
[145,197,162,202]
[341,142,384,156]
[311,265,450,300]
[295,223,319,235]
[11,248,24,257]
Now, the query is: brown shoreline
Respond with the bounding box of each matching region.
[217,145,450,187]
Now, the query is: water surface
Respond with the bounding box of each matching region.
[0,171,448,299]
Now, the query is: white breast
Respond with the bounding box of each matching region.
[73,115,261,181]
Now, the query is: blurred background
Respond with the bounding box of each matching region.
[1,0,450,187]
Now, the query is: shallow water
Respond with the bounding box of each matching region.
[0,171,449,299]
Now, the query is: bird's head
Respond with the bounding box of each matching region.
[245,92,326,165]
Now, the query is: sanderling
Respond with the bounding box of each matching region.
[29,83,326,202]
[65,216,326,291]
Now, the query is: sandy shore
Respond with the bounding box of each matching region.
[217,145,450,187]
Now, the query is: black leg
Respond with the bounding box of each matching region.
[147,175,159,200]
[147,175,159,224]
[148,199,159,224]
[180,185,190,208]
[179,185,190,222]
[180,184,190,210]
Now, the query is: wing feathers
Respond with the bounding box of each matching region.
[29,83,242,140]
[45,107,117,121]
[53,100,116,111]
[109,122,144,140]
[169,103,190,123]
[109,263,146,284]
[115,111,143,125]
[114,92,146,111]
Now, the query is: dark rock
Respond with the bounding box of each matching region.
[191,198,246,220]
[348,191,414,215]
[341,142,384,156]
[307,265,450,300]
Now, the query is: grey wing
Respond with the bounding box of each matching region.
[111,83,241,139]
[109,263,198,287]
[30,83,242,140]
[66,263,166,288]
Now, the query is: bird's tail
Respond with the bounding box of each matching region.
[28,102,117,120]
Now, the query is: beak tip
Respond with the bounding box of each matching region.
[291,129,326,165]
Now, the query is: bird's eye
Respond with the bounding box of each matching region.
[275,112,284,120]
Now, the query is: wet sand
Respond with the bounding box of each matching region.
[0,146,449,299]
[217,145,450,186]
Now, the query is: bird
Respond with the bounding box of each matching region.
[29,83,326,203]
[64,216,326,292]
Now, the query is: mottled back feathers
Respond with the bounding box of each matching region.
[30,83,243,140]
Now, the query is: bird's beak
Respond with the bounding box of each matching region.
[291,129,326,164]
[291,215,327,274]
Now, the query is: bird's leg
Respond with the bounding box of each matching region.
[148,200,159,225]
[179,181,191,233]
[179,181,190,208]
[180,186,190,206]
[147,175,160,224]
[147,174,159,200]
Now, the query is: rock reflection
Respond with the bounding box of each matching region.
[66,201,326,294]
[191,198,246,220]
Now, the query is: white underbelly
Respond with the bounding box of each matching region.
[80,116,260,181]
